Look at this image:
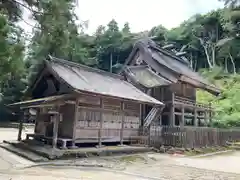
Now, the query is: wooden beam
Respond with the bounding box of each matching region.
[77,104,139,115]
[162,44,174,49]
[48,110,59,114]
[98,98,103,147]
[163,112,204,118]
[21,103,65,109]
[52,113,60,149]
[120,101,125,145]
[65,100,76,104]
[17,113,24,141]
[74,90,163,107]
[30,68,47,94]
[176,51,187,57]
[164,100,213,110]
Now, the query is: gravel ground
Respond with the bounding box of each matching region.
[0,127,240,180]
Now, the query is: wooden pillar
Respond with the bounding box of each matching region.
[170,93,175,126]
[209,103,212,124]
[33,109,39,134]
[120,101,125,145]
[180,106,185,127]
[194,109,198,126]
[204,110,207,126]
[98,98,103,147]
[72,99,79,147]
[209,110,212,125]
[17,111,24,141]
[159,113,162,126]
[52,113,60,149]
[160,87,164,101]
[139,104,143,126]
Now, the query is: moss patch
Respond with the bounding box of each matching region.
[118,155,146,163]
[183,146,234,156]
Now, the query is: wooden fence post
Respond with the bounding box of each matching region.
[17,112,24,141]
[98,98,103,148]
[120,102,125,145]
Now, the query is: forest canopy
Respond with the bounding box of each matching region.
[1,0,240,127]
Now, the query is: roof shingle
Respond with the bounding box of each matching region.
[48,57,163,105]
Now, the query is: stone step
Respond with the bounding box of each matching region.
[0,143,48,162]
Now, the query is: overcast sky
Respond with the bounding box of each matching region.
[20,0,224,35]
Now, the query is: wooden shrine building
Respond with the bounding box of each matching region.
[119,38,221,127]
[9,56,163,149]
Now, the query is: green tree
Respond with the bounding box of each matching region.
[0,13,25,90]
[149,25,167,45]
[0,10,26,120]
[220,0,240,8]
[26,0,95,84]
[122,22,130,35]
[95,19,123,72]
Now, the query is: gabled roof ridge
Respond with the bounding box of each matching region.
[142,38,190,66]
[48,55,124,80]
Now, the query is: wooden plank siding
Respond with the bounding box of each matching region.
[74,95,141,142]
[58,104,75,138]
[34,104,75,139]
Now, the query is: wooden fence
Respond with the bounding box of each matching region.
[132,126,240,149]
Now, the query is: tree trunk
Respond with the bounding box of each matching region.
[110,52,113,73]
[194,58,197,71]
[229,52,236,74]
[204,45,213,68]
[190,52,193,69]
[198,38,213,68]
[224,57,228,73]
[211,45,216,67]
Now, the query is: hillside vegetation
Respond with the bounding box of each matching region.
[197,68,240,128]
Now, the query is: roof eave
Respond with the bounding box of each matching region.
[73,89,164,107]
[180,75,221,96]
[8,94,71,109]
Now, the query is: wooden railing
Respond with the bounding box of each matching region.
[174,96,212,110]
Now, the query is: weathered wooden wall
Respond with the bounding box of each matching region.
[151,82,196,103]
[34,104,75,138]
[34,114,50,135]
[58,104,75,138]
[74,95,140,142]
[171,81,196,101]
[152,86,172,102]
